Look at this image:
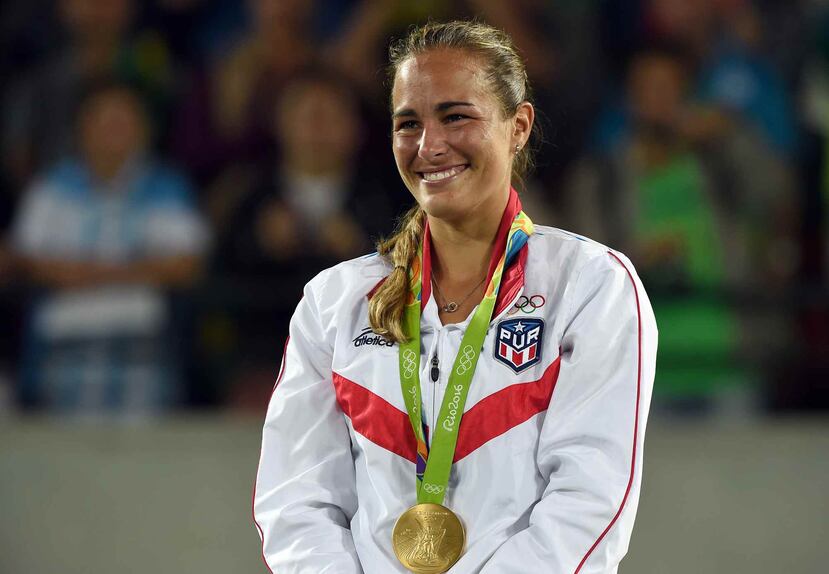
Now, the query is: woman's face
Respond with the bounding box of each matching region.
[391,49,531,224]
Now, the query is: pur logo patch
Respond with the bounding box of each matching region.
[494,318,544,373]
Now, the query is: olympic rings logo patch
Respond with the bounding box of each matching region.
[455,345,476,376]
[402,349,417,379]
[508,294,546,315]
[422,483,445,495]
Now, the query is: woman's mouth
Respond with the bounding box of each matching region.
[418,164,468,183]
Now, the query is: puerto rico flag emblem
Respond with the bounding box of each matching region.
[494,318,544,373]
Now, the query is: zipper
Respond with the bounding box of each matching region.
[430,351,439,439]
[427,326,445,438]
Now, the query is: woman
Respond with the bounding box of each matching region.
[254,21,657,574]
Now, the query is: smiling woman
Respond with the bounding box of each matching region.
[254,20,657,574]
[390,50,532,227]
[373,23,537,339]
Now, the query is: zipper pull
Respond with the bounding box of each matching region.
[430,355,440,382]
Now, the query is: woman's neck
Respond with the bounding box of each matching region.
[429,217,498,284]
[427,189,509,324]
[428,187,509,280]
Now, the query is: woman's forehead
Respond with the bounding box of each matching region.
[392,49,489,108]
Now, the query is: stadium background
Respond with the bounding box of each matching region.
[0,1,826,572]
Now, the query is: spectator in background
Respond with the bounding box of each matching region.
[138,0,248,66]
[11,79,209,415]
[567,44,796,412]
[214,70,394,270]
[171,0,317,186]
[778,1,829,410]
[203,69,399,409]
[169,0,568,189]
[647,0,798,157]
[593,0,798,160]
[2,0,175,192]
[802,3,829,275]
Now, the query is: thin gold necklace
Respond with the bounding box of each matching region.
[432,273,486,313]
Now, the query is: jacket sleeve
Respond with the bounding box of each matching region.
[479,251,657,574]
[253,272,364,574]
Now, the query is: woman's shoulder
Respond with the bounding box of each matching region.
[304,251,392,306]
[527,224,644,297]
[530,224,626,267]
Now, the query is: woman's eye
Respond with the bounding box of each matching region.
[396,120,419,131]
[445,114,468,122]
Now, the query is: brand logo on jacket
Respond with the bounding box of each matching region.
[494,318,544,373]
[353,327,394,348]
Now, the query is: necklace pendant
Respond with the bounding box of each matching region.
[443,302,459,313]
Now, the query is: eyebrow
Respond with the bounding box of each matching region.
[391,101,475,119]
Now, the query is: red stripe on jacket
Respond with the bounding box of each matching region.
[332,356,560,464]
[333,372,419,462]
[454,356,561,462]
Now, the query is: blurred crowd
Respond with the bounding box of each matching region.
[0,0,826,417]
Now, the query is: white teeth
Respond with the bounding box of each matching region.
[422,165,465,182]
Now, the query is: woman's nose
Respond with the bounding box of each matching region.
[417,121,448,160]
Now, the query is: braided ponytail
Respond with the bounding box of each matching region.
[368,206,426,343]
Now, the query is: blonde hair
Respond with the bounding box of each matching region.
[369,20,536,342]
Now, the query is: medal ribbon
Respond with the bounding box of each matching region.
[398,209,534,505]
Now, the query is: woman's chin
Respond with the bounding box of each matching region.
[419,193,467,222]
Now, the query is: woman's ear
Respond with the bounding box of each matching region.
[512,101,535,149]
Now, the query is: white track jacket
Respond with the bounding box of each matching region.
[254,205,658,574]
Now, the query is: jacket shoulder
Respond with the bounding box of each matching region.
[529,224,635,280]
[304,252,391,313]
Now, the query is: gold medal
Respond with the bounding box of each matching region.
[392,503,465,573]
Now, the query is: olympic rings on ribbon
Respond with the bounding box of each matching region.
[455,345,476,375]
[422,483,445,495]
[511,294,546,314]
[402,349,418,379]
